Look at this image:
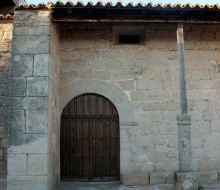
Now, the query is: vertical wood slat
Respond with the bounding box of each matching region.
[61,93,119,181]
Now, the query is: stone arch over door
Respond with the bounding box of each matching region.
[59,79,135,181]
[59,79,134,125]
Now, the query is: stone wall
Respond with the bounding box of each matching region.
[48,22,60,188]
[8,10,54,189]
[0,20,13,178]
[59,23,220,184]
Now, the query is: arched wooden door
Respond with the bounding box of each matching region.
[61,93,120,181]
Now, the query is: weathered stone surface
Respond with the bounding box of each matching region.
[7,175,47,190]
[9,77,26,96]
[27,77,48,96]
[137,79,163,90]
[8,153,26,175]
[13,36,49,54]
[0,161,6,174]
[34,54,49,76]
[118,80,134,90]
[10,97,48,109]
[150,173,165,184]
[10,55,33,77]
[94,71,111,80]
[27,154,47,175]
[26,110,48,133]
[14,26,50,36]
[197,171,218,181]
[175,172,198,190]
[8,110,25,133]
[0,149,3,160]
[121,174,149,186]
[8,134,48,153]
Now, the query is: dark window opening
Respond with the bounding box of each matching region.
[119,35,140,44]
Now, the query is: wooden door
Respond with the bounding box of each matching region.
[61,93,120,181]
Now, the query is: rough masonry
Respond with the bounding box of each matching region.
[0,19,13,178]
[2,5,220,190]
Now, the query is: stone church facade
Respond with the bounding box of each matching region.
[1,0,220,189]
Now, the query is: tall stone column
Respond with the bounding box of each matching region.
[7,9,53,189]
[175,23,198,190]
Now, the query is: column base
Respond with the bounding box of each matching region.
[175,172,198,190]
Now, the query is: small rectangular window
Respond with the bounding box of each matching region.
[113,26,146,45]
[119,35,140,44]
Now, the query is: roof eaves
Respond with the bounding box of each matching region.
[16,1,220,10]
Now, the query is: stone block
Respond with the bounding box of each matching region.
[137,79,163,90]
[0,96,8,106]
[130,90,145,102]
[111,70,133,80]
[94,71,111,80]
[8,133,48,154]
[150,173,165,184]
[109,86,128,105]
[149,152,167,162]
[197,171,218,181]
[121,174,149,186]
[203,134,220,147]
[80,70,93,79]
[34,54,49,76]
[27,77,48,96]
[0,126,6,139]
[0,138,7,148]
[118,80,134,90]
[90,61,106,70]
[10,55,33,77]
[211,120,220,133]
[13,36,49,54]
[0,149,3,160]
[155,145,167,153]
[151,135,166,145]
[81,50,96,60]
[7,175,47,190]
[100,50,121,61]
[14,26,50,36]
[192,148,206,159]
[175,172,198,190]
[8,153,26,175]
[0,84,8,96]
[191,135,203,148]
[27,154,47,175]
[75,40,94,49]
[198,158,212,170]
[106,61,124,70]
[26,110,48,133]
[3,149,7,161]
[9,77,26,96]
[9,110,25,133]
[10,97,48,109]
[93,80,113,96]
[0,161,6,174]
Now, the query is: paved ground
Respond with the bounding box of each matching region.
[56,182,174,190]
[1,180,220,190]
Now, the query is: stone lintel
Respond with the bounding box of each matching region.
[175,172,198,190]
[177,114,191,125]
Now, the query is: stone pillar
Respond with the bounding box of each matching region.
[7,10,52,189]
[175,23,197,190]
